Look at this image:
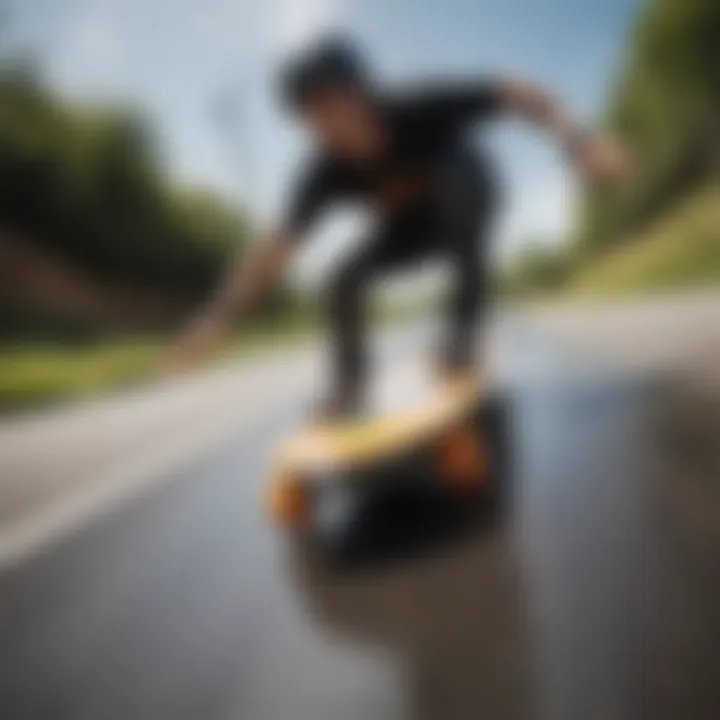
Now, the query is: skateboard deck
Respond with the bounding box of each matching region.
[266,359,504,530]
[276,360,486,473]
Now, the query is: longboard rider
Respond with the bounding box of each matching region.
[172,36,627,420]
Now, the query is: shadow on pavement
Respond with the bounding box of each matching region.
[308,485,504,570]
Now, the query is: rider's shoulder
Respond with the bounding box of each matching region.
[380,83,457,117]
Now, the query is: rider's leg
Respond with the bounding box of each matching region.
[324,245,373,417]
[436,146,498,377]
[323,219,433,419]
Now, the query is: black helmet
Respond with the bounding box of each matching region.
[280,36,371,110]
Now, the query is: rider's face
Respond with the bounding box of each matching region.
[298,86,385,160]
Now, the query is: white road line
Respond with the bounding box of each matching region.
[0,346,433,570]
[0,362,310,571]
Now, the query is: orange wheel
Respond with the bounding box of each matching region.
[266,475,311,527]
[437,427,489,491]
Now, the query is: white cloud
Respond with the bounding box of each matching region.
[185,0,342,67]
[51,0,127,94]
[265,0,342,55]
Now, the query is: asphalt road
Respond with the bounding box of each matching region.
[1,301,720,720]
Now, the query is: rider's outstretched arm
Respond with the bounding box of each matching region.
[497,79,586,147]
[209,232,295,324]
[171,156,328,370]
[495,77,628,180]
[170,232,296,369]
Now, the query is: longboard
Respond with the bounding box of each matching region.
[266,361,501,530]
[276,371,485,472]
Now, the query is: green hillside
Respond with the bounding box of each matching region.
[579,0,719,254]
[0,69,246,299]
[571,183,720,295]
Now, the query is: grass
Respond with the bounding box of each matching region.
[0,314,321,412]
[0,296,434,412]
[570,184,720,296]
[0,340,165,410]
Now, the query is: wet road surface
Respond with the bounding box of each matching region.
[1,333,719,720]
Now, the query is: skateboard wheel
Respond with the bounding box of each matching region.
[267,475,311,527]
[437,427,489,490]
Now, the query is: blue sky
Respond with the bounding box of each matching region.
[11,0,638,272]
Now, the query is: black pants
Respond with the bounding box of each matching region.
[326,145,497,399]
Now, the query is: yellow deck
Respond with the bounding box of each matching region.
[275,372,485,474]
